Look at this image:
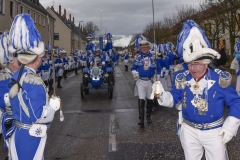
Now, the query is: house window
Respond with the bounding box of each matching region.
[10,1,14,18]
[19,6,24,14]
[33,12,36,23]
[43,16,45,27]
[54,33,59,40]
[28,9,31,15]
[204,23,211,36]
[0,0,3,14]
[38,15,41,25]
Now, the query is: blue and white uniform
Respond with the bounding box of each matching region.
[6,13,60,160]
[80,53,87,68]
[74,54,80,69]
[231,42,240,96]
[8,66,55,160]
[158,68,240,159]
[0,68,14,145]
[90,54,105,67]
[54,56,63,77]
[41,58,51,85]
[131,48,160,126]
[124,53,129,65]
[131,52,160,99]
[155,20,237,160]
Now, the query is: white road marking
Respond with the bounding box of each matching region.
[109,114,117,152]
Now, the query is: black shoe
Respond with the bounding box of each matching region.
[57,86,63,88]
[4,156,8,160]
[146,117,152,124]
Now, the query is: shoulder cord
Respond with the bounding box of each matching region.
[17,72,49,118]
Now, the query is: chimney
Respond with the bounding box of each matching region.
[73,17,74,24]
[59,5,61,17]
[69,14,71,21]
[64,9,66,20]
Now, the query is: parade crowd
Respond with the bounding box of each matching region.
[1,13,240,160]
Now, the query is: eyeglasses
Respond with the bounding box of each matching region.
[187,63,203,69]
[140,46,149,49]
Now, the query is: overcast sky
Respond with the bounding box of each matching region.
[40,0,204,47]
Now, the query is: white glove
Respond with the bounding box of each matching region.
[150,81,164,99]
[49,96,61,111]
[165,70,169,77]
[4,93,10,107]
[131,70,139,80]
[219,128,234,144]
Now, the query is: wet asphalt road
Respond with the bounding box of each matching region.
[1,62,240,160]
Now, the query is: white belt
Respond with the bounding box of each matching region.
[183,117,224,130]
[14,121,50,130]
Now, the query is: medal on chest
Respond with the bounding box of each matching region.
[193,82,199,90]
[143,57,149,70]
[188,78,208,115]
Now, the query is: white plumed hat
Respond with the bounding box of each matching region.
[176,20,220,63]
[8,13,44,64]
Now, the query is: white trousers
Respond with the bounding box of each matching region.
[135,79,152,99]
[124,59,128,65]
[179,123,229,160]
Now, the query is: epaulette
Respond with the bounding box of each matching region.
[0,71,11,81]
[173,64,184,73]
[23,73,43,85]
[175,70,189,89]
[214,69,232,88]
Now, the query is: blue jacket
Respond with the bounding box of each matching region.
[171,68,240,126]
[131,52,160,77]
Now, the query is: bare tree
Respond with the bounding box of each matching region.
[200,0,240,54]
[82,21,99,38]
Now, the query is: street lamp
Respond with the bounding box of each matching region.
[78,21,84,50]
[151,0,157,77]
[152,0,156,57]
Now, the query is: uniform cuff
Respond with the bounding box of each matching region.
[222,116,240,136]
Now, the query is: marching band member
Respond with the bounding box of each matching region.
[152,20,240,160]
[124,52,129,71]
[131,39,160,129]
[54,49,64,88]
[62,51,69,79]
[74,52,80,75]
[80,51,87,71]
[86,34,95,68]
[41,50,51,88]
[90,47,105,67]
[103,33,113,68]
[0,31,20,155]
[7,13,61,160]
[166,42,179,79]
[230,41,240,96]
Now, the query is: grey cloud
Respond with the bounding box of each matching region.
[41,0,199,46]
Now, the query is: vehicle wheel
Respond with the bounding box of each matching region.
[80,82,85,99]
[83,74,89,94]
[85,84,89,94]
[108,72,114,86]
[108,82,113,99]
